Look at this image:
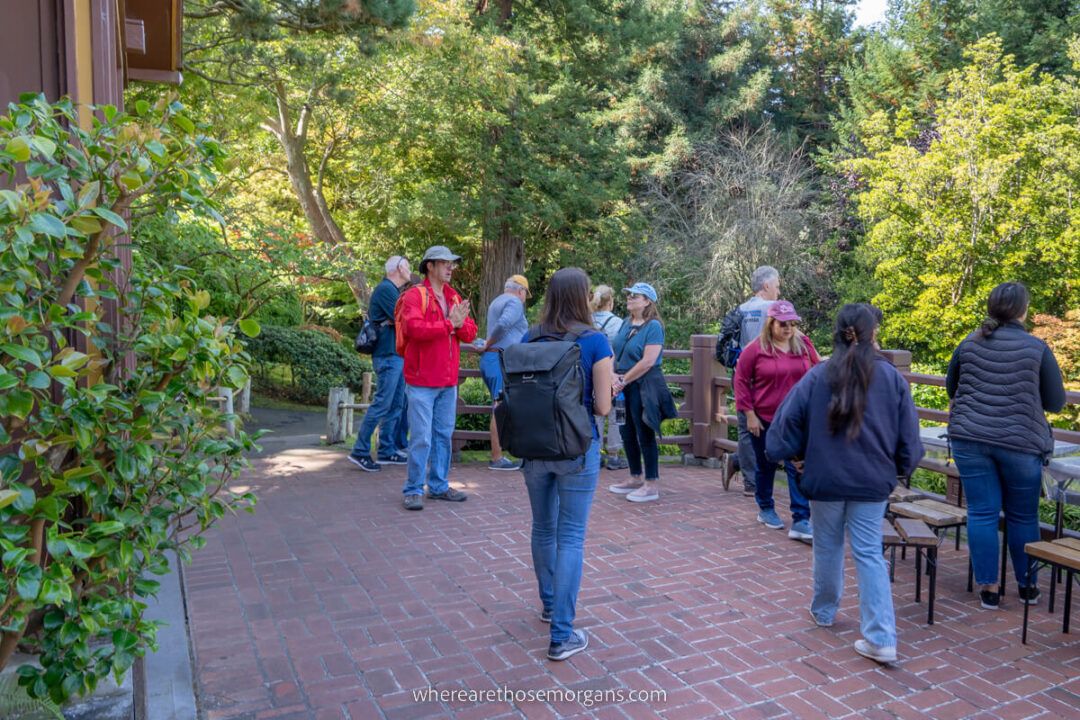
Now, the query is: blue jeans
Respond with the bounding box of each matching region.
[403,385,457,497]
[811,500,896,648]
[480,351,503,399]
[751,418,810,522]
[951,438,1043,587]
[523,440,601,644]
[351,354,406,460]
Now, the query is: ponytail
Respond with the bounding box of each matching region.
[826,304,879,440]
[980,282,1029,338]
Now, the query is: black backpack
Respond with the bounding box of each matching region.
[354,317,380,354]
[715,306,745,367]
[494,331,593,461]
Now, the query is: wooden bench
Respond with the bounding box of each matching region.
[881,516,940,624]
[888,486,925,504]
[1021,539,1080,643]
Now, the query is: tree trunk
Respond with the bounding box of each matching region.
[263,81,368,305]
[477,0,522,314]
[481,214,525,314]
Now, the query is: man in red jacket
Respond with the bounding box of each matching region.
[399,245,478,510]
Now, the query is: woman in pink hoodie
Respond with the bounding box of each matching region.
[735,301,820,541]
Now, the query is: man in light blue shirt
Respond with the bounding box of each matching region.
[477,275,530,470]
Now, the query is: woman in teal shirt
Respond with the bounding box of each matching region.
[609,282,676,502]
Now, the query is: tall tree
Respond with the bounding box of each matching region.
[849,36,1080,361]
[182,0,416,302]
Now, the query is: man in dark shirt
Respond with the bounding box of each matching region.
[348,255,412,472]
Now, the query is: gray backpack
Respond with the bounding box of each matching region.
[494,331,593,461]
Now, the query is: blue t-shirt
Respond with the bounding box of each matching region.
[612,319,664,373]
[521,326,613,437]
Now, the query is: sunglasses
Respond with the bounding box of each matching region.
[627,293,645,300]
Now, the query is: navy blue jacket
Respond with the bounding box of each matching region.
[368,278,402,358]
[766,357,925,502]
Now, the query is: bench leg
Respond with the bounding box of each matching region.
[1023,557,1037,645]
[927,546,937,625]
[890,545,896,582]
[955,526,961,551]
[1066,570,1074,635]
[967,558,974,593]
[1050,558,1058,614]
[915,548,923,603]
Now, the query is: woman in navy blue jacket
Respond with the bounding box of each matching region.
[767,304,924,665]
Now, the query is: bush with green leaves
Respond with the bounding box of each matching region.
[246,325,371,405]
[0,94,257,703]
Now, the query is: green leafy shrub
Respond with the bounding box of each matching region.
[455,378,491,451]
[0,94,257,703]
[246,325,371,405]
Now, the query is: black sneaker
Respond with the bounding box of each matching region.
[403,494,423,511]
[377,453,408,465]
[980,590,1000,610]
[540,608,552,624]
[547,629,588,661]
[348,455,381,472]
[1018,586,1040,605]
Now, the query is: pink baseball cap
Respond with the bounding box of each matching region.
[768,300,801,322]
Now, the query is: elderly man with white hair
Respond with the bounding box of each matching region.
[348,255,412,473]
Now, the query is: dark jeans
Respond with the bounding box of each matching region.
[351,354,406,460]
[951,438,1043,587]
[619,380,660,480]
[750,418,810,522]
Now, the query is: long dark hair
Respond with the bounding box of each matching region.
[980,282,1029,338]
[826,304,879,440]
[536,267,594,335]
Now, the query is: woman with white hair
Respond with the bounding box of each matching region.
[590,285,626,470]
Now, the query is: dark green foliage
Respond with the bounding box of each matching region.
[246,326,371,405]
[0,95,257,699]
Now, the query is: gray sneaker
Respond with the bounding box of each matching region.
[489,457,522,471]
[403,494,423,511]
[547,629,588,661]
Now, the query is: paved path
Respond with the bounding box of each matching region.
[185,448,1080,719]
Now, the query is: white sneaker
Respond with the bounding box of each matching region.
[608,480,644,495]
[626,485,659,503]
[854,639,896,664]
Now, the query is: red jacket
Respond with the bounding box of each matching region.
[399,279,478,387]
[735,338,820,422]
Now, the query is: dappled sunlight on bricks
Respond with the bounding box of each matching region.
[183,449,1080,718]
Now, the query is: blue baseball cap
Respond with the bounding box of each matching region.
[622,282,658,303]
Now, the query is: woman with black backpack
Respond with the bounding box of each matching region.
[518,267,614,661]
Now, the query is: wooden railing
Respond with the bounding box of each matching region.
[327,336,1080,487]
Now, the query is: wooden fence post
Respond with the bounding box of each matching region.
[238,378,251,414]
[690,334,720,459]
[880,349,912,373]
[326,387,348,444]
[219,386,235,437]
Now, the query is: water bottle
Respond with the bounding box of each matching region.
[614,392,626,426]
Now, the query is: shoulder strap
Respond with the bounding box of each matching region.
[600,315,616,332]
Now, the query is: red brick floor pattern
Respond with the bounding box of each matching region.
[184,447,1080,720]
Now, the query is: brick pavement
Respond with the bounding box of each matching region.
[184,447,1080,719]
